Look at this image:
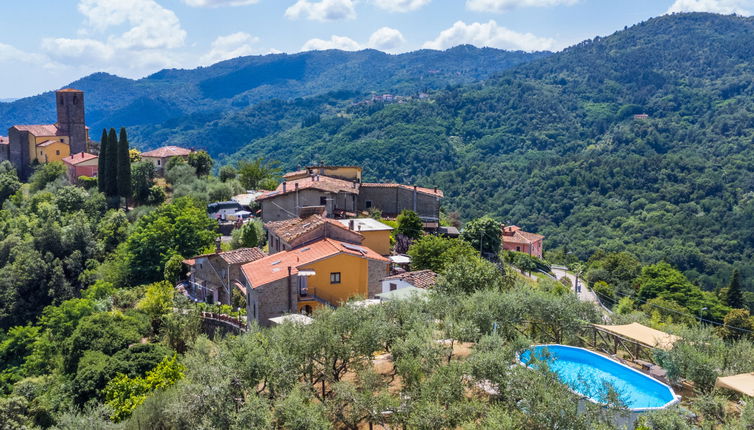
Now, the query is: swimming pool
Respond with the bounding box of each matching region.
[519,345,680,411]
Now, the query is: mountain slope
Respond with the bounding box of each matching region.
[226,13,754,288]
[0,46,548,157]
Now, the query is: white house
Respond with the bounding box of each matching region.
[380,269,437,293]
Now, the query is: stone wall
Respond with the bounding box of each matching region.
[8,128,31,180]
[249,275,298,327]
[367,259,389,298]
[358,186,440,221]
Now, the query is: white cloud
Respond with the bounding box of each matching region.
[422,20,555,51]
[466,0,578,13]
[368,27,405,51]
[41,38,114,62]
[301,35,362,51]
[285,0,357,21]
[372,0,430,12]
[667,0,751,15]
[201,32,261,65]
[182,0,259,6]
[78,0,186,50]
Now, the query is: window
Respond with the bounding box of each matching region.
[390,283,397,291]
[320,196,327,206]
[56,150,60,155]
[365,200,373,209]
[516,246,521,252]
[330,272,341,284]
[157,159,161,166]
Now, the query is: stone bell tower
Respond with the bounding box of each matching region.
[55,89,87,154]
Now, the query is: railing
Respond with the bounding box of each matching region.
[200,311,246,331]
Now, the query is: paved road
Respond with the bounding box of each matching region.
[551,267,601,306]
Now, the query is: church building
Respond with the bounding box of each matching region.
[7,89,89,179]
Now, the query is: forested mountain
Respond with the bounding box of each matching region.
[0,46,546,157]
[226,13,754,289]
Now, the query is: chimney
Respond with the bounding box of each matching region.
[434,186,437,193]
[215,237,222,253]
[349,219,354,230]
[283,182,287,192]
[295,182,299,190]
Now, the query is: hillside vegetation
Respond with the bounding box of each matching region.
[0,46,546,158]
[227,13,754,289]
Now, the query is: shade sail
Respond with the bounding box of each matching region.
[716,373,754,396]
[594,322,680,350]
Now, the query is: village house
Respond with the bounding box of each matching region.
[380,269,437,293]
[257,174,360,222]
[140,145,193,175]
[8,89,90,179]
[183,246,266,305]
[265,214,363,254]
[336,218,393,256]
[62,152,98,183]
[501,225,545,259]
[259,165,443,228]
[240,238,389,326]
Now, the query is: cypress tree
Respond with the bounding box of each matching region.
[727,269,744,309]
[97,129,108,193]
[106,128,119,197]
[117,127,131,203]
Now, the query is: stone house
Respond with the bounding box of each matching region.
[140,145,192,175]
[257,175,360,222]
[358,183,443,228]
[265,214,363,254]
[260,165,443,228]
[183,247,266,305]
[501,225,545,259]
[240,238,389,327]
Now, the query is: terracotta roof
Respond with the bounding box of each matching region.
[11,124,59,136]
[502,226,544,244]
[37,139,63,148]
[360,183,444,198]
[265,214,362,244]
[283,169,308,179]
[62,152,98,165]
[185,247,266,266]
[0,136,7,145]
[242,238,388,287]
[382,270,437,289]
[57,88,82,93]
[141,145,192,158]
[257,175,358,201]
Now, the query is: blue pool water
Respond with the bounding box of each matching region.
[519,345,678,410]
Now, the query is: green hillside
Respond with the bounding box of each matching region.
[0,46,547,158]
[226,13,754,289]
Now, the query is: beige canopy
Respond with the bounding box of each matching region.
[716,373,754,396]
[594,322,680,350]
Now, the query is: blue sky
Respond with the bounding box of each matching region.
[0,0,751,98]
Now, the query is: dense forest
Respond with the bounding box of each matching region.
[0,46,546,157]
[225,13,754,290]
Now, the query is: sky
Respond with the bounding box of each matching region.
[0,0,751,98]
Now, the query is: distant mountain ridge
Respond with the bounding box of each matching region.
[0,46,549,157]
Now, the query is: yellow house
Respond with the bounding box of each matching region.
[241,238,389,326]
[35,138,70,164]
[337,218,393,256]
